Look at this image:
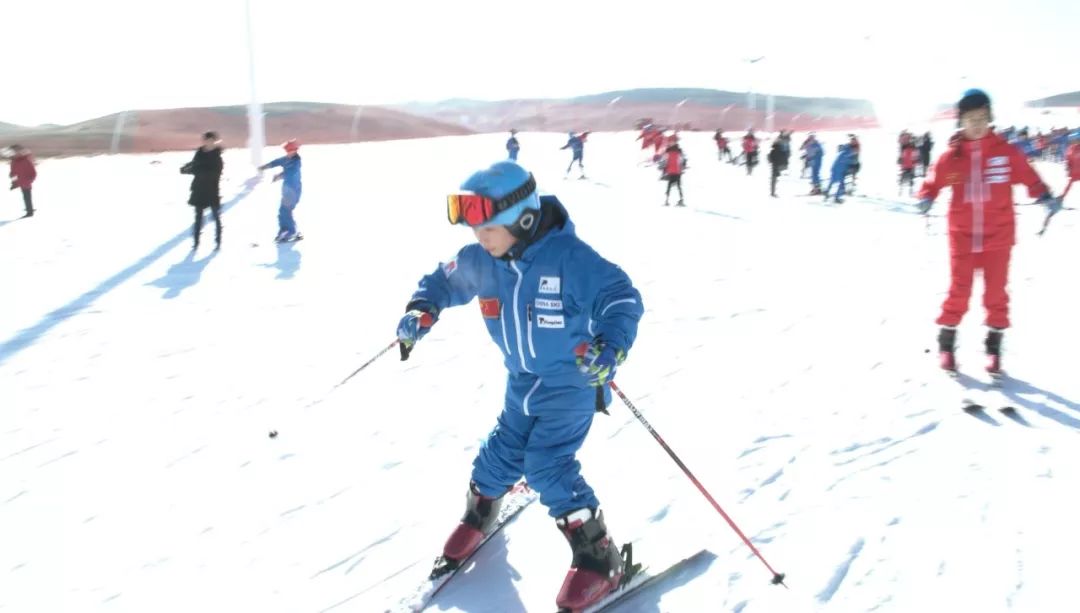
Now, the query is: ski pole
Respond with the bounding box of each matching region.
[608,380,787,587]
[1037,197,1064,237]
[275,339,399,433]
[334,339,400,390]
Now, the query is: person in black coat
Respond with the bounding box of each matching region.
[767,137,790,197]
[181,131,224,249]
[918,132,934,177]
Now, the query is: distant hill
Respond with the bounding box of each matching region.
[1030,91,1080,107]
[392,87,879,133]
[0,102,473,157]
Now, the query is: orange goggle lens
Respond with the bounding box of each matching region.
[446,193,495,226]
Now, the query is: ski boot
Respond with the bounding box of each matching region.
[675,200,685,207]
[985,327,1004,379]
[433,482,504,577]
[555,508,623,611]
[938,326,958,374]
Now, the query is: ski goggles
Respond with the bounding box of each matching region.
[446,174,537,226]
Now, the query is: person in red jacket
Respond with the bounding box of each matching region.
[659,142,687,206]
[1063,140,1080,201]
[916,89,1060,376]
[742,129,759,175]
[714,129,733,162]
[8,144,36,217]
[898,144,919,196]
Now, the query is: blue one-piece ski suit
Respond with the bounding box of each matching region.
[263,154,303,235]
[561,134,585,174]
[823,145,854,200]
[407,196,643,517]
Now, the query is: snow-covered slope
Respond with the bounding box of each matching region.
[2,128,1078,613]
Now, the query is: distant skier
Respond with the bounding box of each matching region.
[846,134,861,192]
[916,89,1060,375]
[398,159,644,611]
[180,131,224,249]
[898,143,918,197]
[8,144,36,217]
[1063,138,1080,201]
[798,133,813,178]
[742,129,759,175]
[506,129,520,161]
[561,131,588,178]
[636,124,658,163]
[659,141,687,206]
[918,132,934,177]
[258,139,303,242]
[822,144,854,203]
[714,129,733,162]
[767,138,790,197]
[803,134,824,194]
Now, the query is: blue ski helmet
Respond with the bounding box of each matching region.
[460,160,541,232]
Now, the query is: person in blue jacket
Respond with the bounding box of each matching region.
[560,131,588,178]
[822,143,854,203]
[397,160,643,611]
[804,134,824,195]
[506,129,521,160]
[258,139,303,242]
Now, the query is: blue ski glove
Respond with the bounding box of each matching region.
[916,198,933,215]
[397,303,437,360]
[574,340,626,387]
[1036,193,1063,215]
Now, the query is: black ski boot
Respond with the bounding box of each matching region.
[985,327,1004,377]
[938,326,957,373]
[555,508,623,611]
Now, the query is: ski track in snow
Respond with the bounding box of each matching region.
[817,538,866,603]
[3,129,1079,613]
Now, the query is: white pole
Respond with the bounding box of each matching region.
[745,57,764,129]
[245,0,266,169]
[110,111,127,155]
[673,98,689,126]
[766,93,775,134]
[606,96,621,131]
[351,105,364,141]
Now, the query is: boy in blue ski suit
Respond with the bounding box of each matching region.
[822,144,854,203]
[397,160,643,611]
[506,129,521,160]
[561,131,587,178]
[259,139,303,241]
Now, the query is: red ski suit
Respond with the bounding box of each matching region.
[9,153,36,189]
[918,132,1049,329]
[1066,143,1080,181]
[1064,142,1080,199]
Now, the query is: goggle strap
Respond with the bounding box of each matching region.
[489,174,537,216]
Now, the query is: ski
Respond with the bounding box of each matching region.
[1036,207,1059,236]
[941,368,1017,415]
[555,548,710,613]
[385,481,538,613]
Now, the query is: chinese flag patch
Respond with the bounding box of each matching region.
[479,297,500,319]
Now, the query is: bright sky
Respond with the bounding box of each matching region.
[4,0,1078,126]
